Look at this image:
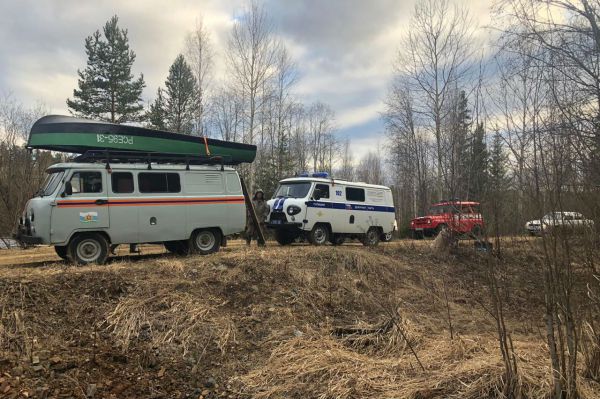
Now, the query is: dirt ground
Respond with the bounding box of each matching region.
[0,238,599,398]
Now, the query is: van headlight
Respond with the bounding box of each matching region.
[287,205,301,216]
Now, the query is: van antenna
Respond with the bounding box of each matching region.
[146,154,152,170]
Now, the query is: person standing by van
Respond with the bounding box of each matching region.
[246,189,269,246]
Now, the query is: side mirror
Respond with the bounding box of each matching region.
[313,189,322,201]
[62,181,73,197]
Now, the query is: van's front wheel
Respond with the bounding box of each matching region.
[191,229,221,255]
[308,224,329,246]
[68,233,109,265]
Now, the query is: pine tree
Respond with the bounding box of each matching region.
[147,88,167,130]
[67,16,145,123]
[448,90,471,197]
[488,131,508,190]
[164,55,198,134]
[469,123,488,200]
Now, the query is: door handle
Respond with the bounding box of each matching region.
[95,199,108,205]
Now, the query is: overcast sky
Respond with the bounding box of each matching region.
[0,0,493,159]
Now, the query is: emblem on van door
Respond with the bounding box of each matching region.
[79,212,98,223]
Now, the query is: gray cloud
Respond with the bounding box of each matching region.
[265,0,409,54]
[0,0,492,158]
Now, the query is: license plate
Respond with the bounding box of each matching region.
[415,228,423,231]
[271,220,282,225]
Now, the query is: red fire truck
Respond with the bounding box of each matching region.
[409,200,484,239]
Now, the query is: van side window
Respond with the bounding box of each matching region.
[315,184,330,199]
[138,173,181,193]
[111,172,134,194]
[70,171,102,194]
[346,187,365,202]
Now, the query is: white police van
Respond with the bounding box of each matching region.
[266,173,395,246]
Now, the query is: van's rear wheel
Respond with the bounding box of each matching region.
[363,227,380,247]
[191,229,221,255]
[275,230,296,245]
[308,224,329,246]
[68,233,109,265]
[54,245,68,260]
[164,240,190,255]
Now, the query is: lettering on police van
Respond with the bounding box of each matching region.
[96,134,134,145]
[353,205,376,211]
[335,190,342,196]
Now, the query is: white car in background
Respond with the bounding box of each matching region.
[525,212,594,236]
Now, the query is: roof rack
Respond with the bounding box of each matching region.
[73,150,233,170]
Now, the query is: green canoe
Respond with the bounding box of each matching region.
[27,115,256,165]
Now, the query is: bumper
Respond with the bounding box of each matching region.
[266,221,302,229]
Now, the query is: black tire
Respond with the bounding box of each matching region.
[67,233,109,265]
[381,232,393,242]
[164,240,190,255]
[275,230,296,246]
[54,245,68,260]
[330,234,346,246]
[308,224,329,246]
[363,227,381,247]
[190,229,221,255]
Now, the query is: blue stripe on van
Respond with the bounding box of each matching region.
[274,197,286,211]
[306,201,395,213]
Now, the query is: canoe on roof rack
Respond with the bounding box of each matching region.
[27,115,256,165]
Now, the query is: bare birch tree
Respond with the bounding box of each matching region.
[184,18,213,136]
[226,0,279,188]
[396,0,475,198]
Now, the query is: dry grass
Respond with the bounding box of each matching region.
[0,240,598,398]
[105,288,237,357]
[237,331,552,399]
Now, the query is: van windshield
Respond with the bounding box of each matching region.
[274,182,312,198]
[38,170,65,197]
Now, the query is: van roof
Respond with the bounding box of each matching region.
[46,162,236,172]
[279,177,390,190]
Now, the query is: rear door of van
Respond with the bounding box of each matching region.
[225,172,245,235]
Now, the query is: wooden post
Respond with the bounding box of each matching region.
[240,177,266,246]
